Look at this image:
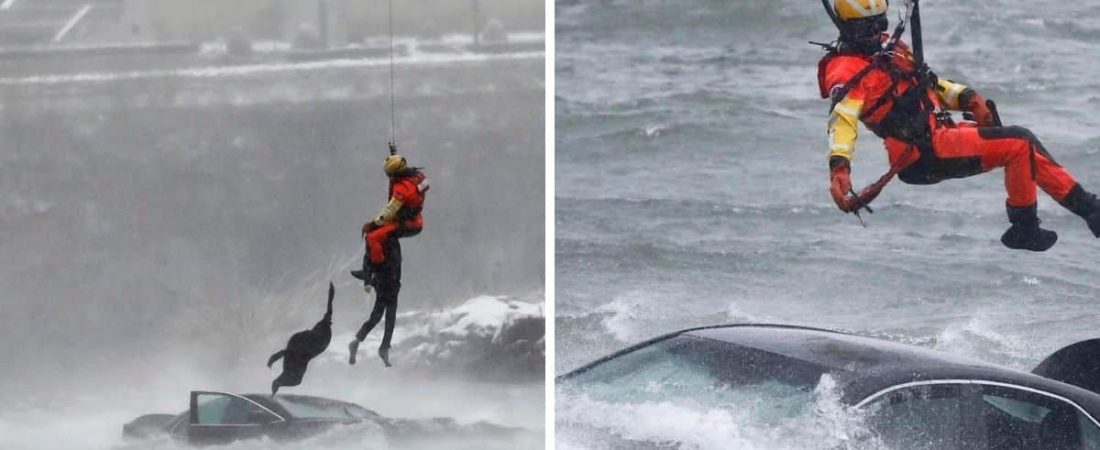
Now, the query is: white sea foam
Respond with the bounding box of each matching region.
[558,376,882,450]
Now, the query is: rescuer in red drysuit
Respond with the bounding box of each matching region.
[820,0,1100,251]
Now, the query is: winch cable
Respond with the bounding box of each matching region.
[387,0,398,154]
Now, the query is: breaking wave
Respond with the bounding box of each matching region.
[557,376,885,450]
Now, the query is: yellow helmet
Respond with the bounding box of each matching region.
[834,0,888,21]
[384,154,407,176]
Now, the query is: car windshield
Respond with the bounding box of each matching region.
[273,396,377,421]
[560,334,829,416]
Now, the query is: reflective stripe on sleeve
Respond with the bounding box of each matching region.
[936,78,969,110]
[828,96,863,161]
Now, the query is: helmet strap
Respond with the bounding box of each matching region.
[821,0,842,29]
[836,15,888,54]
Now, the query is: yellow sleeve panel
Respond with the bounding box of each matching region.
[828,96,863,162]
[373,198,404,225]
[934,78,969,110]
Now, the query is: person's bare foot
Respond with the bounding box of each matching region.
[378,346,392,368]
[348,339,360,365]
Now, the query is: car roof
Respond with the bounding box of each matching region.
[242,393,349,403]
[680,324,1100,415]
[685,325,988,376]
[240,393,377,419]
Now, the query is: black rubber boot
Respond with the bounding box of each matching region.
[1001,204,1058,252]
[350,269,373,283]
[350,266,377,289]
[1058,184,1100,238]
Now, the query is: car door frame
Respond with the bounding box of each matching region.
[188,391,287,445]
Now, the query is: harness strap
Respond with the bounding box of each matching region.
[827,55,881,112]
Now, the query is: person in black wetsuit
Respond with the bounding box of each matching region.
[348,236,402,367]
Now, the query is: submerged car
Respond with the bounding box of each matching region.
[123,391,381,445]
[124,390,534,447]
[558,324,1100,450]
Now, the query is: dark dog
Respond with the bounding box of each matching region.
[267,282,334,395]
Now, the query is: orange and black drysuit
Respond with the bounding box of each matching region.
[819,35,1100,248]
[363,169,427,266]
[354,169,427,352]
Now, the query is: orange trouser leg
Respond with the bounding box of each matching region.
[366,222,400,264]
[973,126,1077,205]
[891,125,1078,207]
[934,125,1039,207]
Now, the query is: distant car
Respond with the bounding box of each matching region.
[558,324,1100,450]
[123,391,381,446]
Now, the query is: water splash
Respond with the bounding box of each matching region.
[558,375,883,450]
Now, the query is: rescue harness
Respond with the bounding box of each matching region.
[812,0,936,222]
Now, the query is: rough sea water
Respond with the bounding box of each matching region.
[0,37,544,449]
[556,0,1100,448]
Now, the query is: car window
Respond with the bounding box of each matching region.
[560,335,825,416]
[194,393,278,425]
[980,385,1099,450]
[865,383,1100,450]
[1081,417,1100,450]
[865,383,983,450]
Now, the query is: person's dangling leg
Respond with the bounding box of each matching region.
[1006,132,1100,237]
[975,125,1100,241]
[371,237,401,367]
[350,244,372,285]
[929,125,1058,251]
[352,222,400,288]
[366,223,399,265]
[972,126,1080,203]
[348,298,387,365]
[1058,184,1100,238]
[375,281,399,368]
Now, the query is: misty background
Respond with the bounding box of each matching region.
[0,0,544,448]
[0,0,542,46]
